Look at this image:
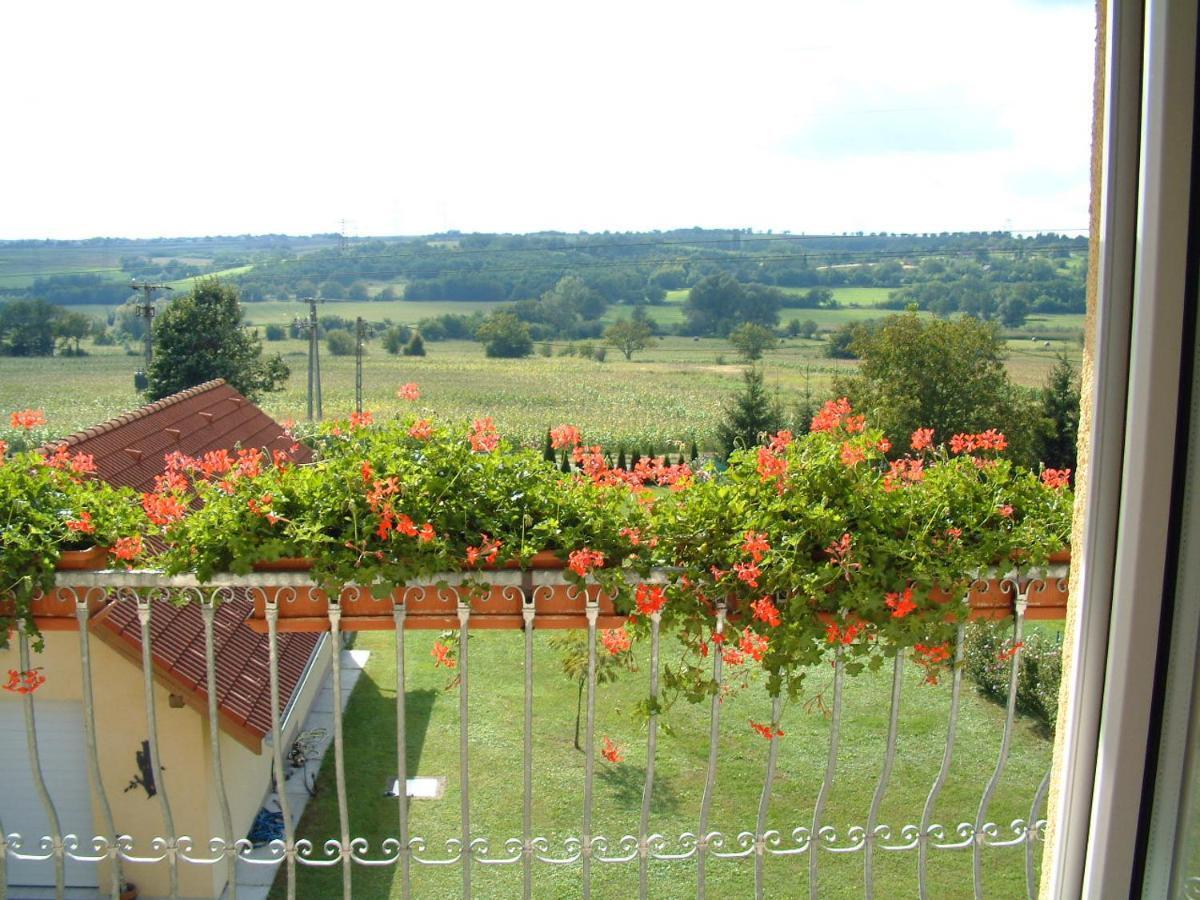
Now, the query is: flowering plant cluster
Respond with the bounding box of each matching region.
[3,395,1073,730]
[647,398,1073,709]
[0,411,149,649]
[155,413,655,605]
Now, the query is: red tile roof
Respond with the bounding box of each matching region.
[53,379,320,752]
[48,378,311,492]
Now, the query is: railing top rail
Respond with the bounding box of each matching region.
[52,564,1069,590]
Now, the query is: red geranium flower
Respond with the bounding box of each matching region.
[9,409,46,430]
[750,596,781,627]
[1041,468,1071,489]
[432,641,456,669]
[397,383,420,401]
[749,720,784,740]
[634,583,667,616]
[885,587,917,618]
[911,428,935,452]
[601,736,624,763]
[601,627,632,655]
[550,424,582,449]
[408,419,434,441]
[568,548,605,577]
[469,417,500,452]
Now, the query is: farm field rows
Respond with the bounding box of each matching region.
[0,332,1082,451]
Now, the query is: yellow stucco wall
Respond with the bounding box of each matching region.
[1039,1,1104,895]
[1,627,331,899]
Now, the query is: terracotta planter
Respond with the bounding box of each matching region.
[55,545,111,570]
[247,552,623,633]
[0,550,113,632]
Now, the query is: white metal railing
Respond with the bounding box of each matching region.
[1,565,1068,900]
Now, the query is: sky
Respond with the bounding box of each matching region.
[0,0,1096,240]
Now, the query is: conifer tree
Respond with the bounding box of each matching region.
[715,366,785,461]
[543,430,556,464]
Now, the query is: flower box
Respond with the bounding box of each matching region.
[2,549,113,634]
[246,552,624,633]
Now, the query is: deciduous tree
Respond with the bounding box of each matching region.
[147,279,289,401]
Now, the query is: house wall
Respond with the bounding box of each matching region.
[0,629,330,900]
[199,633,332,899]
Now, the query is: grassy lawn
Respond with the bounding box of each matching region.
[273,627,1052,899]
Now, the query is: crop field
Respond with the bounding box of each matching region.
[273,628,1054,899]
[0,325,1082,453]
[0,247,129,289]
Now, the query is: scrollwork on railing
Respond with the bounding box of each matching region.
[708,830,757,859]
[408,836,466,866]
[532,835,584,865]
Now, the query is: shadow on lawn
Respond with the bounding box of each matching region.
[598,763,682,815]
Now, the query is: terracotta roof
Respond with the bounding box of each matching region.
[54,380,321,753]
[91,593,321,752]
[47,378,311,493]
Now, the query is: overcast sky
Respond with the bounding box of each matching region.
[0,0,1095,240]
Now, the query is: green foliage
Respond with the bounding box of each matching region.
[325,329,356,356]
[604,317,656,360]
[683,273,782,336]
[476,311,533,358]
[264,323,287,341]
[1035,353,1080,473]
[0,447,149,649]
[157,417,653,607]
[402,331,426,357]
[0,299,62,356]
[965,623,1062,732]
[381,325,412,354]
[728,322,779,361]
[653,401,1073,700]
[715,367,785,460]
[825,321,867,359]
[146,278,289,401]
[835,312,1040,466]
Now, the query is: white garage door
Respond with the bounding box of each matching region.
[0,699,99,891]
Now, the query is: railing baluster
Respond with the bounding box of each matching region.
[865,650,905,899]
[522,589,536,900]
[638,610,663,900]
[754,694,784,900]
[458,592,472,898]
[77,590,123,900]
[329,595,352,898]
[201,590,236,900]
[918,617,967,900]
[393,597,411,899]
[0,805,6,900]
[1027,765,1052,899]
[810,647,845,900]
[18,627,65,897]
[973,588,1027,900]
[696,601,727,900]
[582,591,599,899]
[265,593,297,900]
[136,593,178,899]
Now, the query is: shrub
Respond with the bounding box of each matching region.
[403,332,426,357]
[326,329,356,356]
[965,622,1062,732]
[265,324,287,341]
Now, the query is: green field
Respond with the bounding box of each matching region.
[0,324,1082,451]
[272,628,1052,899]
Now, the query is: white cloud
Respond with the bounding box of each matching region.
[0,0,1095,238]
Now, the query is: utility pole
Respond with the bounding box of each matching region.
[130,280,173,391]
[293,297,323,421]
[339,218,348,253]
[355,316,367,414]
